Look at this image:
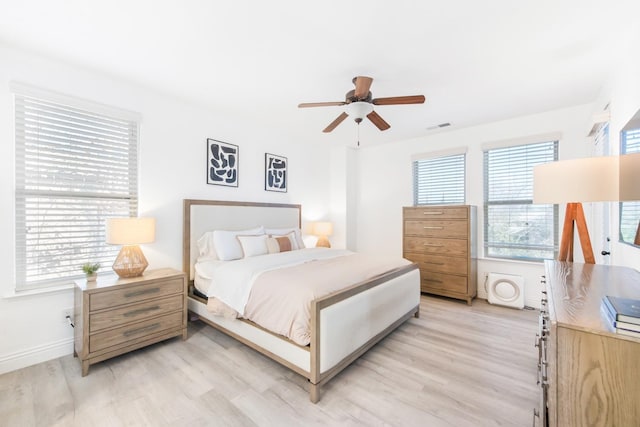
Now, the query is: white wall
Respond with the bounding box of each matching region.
[597,45,640,271]
[0,44,331,373]
[353,103,606,308]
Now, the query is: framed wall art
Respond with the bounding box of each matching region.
[207,138,239,187]
[265,153,287,192]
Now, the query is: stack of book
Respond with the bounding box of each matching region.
[602,295,640,338]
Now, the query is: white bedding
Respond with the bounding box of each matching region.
[194,248,352,315]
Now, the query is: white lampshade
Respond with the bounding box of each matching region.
[346,102,374,120]
[312,222,333,237]
[106,217,155,278]
[533,156,619,204]
[619,152,640,201]
[106,217,156,245]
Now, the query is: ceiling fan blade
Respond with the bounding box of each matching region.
[298,101,346,108]
[353,76,373,99]
[323,112,349,133]
[367,111,390,131]
[372,95,425,106]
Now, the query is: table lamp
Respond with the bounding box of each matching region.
[106,217,156,278]
[312,222,333,248]
[533,156,619,264]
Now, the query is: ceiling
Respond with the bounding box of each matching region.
[1,1,639,147]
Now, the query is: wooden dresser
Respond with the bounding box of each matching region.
[403,205,477,305]
[538,261,640,427]
[74,268,187,376]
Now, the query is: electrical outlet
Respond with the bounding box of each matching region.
[62,307,73,323]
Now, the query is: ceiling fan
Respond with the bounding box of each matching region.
[298,76,425,133]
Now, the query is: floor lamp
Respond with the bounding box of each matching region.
[533,156,619,264]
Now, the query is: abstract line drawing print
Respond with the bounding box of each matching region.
[207,139,238,187]
[265,153,287,192]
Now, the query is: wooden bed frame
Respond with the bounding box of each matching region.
[182,199,420,402]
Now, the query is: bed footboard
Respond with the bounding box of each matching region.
[309,263,420,402]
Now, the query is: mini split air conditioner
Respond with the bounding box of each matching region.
[487,273,524,309]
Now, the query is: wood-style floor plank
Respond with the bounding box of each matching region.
[0,296,539,426]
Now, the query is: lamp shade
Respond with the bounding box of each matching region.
[106,217,156,245]
[533,156,619,204]
[312,221,333,237]
[619,152,640,201]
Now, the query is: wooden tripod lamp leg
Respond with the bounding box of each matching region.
[558,202,595,264]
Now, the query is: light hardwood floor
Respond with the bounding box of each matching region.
[0,295,539,426]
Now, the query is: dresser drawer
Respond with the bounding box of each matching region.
[404,237,468,256]
[404,220,467,238]
[407,253,467,275]
[90,278,184,311]
[89,294,184,333]
[89,311,183,354]
[421,272,468,294]
[403,206,468,220]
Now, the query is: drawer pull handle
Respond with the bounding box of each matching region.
[423,211,444,215]
[124,305,160,317]
[123,323,161,337]
[423,261,444,266]
[423,226,444,229]
[125,288,160,298]
[423,243,443,247]
[425,279,443,284]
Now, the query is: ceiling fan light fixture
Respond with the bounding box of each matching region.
[346,101,374,121]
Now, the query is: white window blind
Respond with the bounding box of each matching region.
[483,140,558,261]
[15,93,139,290]
[413,153,465,205]
[620,127,640,244]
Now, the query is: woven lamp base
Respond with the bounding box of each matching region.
[113,245,149,278]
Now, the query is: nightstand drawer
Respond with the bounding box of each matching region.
[403,237,468,256]
[421,272,467,293]
[90,278,183,311]
[89,311,183,354]
[90,294,184,333]
[403,207,468,220]
[404,220,467,238]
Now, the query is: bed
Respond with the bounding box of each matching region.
[182,199,420,402]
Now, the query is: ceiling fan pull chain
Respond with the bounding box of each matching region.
[357,122,360,147]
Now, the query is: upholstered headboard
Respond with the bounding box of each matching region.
[182,199,302,280]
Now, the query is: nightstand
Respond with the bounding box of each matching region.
[74,268,187,376]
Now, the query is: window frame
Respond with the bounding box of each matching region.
[483,140,559,262]
[13,83,141,291]
[412,148,466,206]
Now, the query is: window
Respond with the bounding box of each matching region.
[483,140,558,261]
[413,151,465,205]
[620,127,640,243]
[14,89,139,290]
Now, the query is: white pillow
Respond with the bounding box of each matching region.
[237,234,269,258]
[213,226,264,261]
[265,227,305,250]
[196,231,218,260]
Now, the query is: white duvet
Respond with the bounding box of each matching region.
[195,248,352,315]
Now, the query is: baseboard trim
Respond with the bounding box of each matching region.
[0,338,73,375]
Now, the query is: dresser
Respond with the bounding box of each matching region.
[74,268,187,376]
[403,205,477,305]
[537,261,640,427]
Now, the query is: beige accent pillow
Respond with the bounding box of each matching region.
[265,228,305,249]
[266,236,293,253]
